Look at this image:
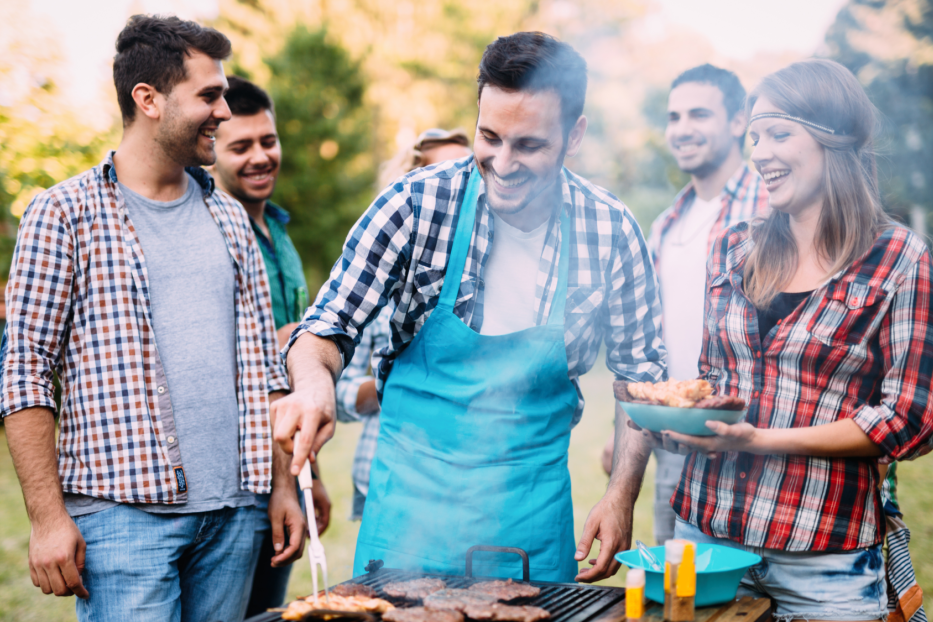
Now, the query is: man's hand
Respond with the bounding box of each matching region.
[574,400,652,583]
[28,510,89,598]
[574,489,628,582]
[268,484,306,568]
[272,333,342,475]
[311,478,331,536]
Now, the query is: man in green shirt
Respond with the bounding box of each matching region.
[211,75,331,616]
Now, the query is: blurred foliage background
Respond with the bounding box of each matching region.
[1,0,931,289]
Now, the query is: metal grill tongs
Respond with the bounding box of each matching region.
[297,438,329,605]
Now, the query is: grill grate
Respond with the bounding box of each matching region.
[247,567,626,622]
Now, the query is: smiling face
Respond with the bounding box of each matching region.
[665,82,744,178]
[749,96,826,218]
[154,50,231,167]
[473,86,585,229]
[212,109,281,208]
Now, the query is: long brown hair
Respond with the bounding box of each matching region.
[743,59,890,308]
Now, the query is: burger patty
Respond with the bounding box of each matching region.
[463,603,551,622]
[423,589,498,611]
[384,606,465,622]
[331,583,380,599]
[383,578,448,600]
[468,579,540,600]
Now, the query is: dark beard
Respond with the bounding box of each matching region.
[156,107,214,168]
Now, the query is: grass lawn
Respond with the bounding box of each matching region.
[2,359,931,619]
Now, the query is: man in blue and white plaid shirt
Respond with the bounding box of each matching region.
[274,32,667,583]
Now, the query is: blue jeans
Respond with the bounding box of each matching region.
[74,504,265,622]
[674,518,887,621]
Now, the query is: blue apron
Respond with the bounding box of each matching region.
[353,168,579,582]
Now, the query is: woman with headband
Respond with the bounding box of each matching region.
[643,59,933,619]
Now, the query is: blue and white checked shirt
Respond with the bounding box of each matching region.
[286,156,667,421]
[335,306,391,496]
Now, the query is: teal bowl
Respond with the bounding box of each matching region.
[615,543,761,607]
[618,401,745,437]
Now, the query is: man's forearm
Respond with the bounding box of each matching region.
[607,401,651,502]
[286,333,343,391]
[4,407,67,524]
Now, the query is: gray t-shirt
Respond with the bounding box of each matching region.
[64,174,255,516]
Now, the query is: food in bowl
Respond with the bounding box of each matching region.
[615,380,745,411]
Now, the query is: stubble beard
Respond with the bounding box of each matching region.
[679,136,733,180]
[156,105,215,168]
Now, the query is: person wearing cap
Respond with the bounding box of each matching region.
[336,128,473,522]
[273,32,667,584]
[641,59,933,619]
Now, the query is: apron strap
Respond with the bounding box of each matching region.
[438,166,482,311]
[546,210,571,326]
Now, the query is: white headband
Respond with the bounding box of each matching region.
[749,112,835,135]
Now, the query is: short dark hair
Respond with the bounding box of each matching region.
[671,64,746,119]
[477,32,587,137]
[113,14,232,124]
[225,75,275,118]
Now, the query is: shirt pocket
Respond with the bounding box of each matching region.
[806,281,889,348]
[412,262,476,310]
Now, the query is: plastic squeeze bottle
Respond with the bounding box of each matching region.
[626,567,646,622]
[672,542,696,622]
[663,540,684,622]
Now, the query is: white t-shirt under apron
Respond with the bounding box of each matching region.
[479,211,549,336]
[659,195,722,380]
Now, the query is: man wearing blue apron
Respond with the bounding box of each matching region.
[274,32,667,583]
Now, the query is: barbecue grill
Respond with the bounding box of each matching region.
[247,546,627,622]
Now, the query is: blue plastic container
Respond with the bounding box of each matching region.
[620,401,745,436]
[615,543,761,607]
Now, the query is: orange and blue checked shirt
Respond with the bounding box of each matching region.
[646,163,769,272]
[673,221,933,551]
[0,152,289,505]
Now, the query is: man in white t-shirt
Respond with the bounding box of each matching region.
[601,64,769,544]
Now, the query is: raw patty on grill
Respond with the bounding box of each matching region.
[463,603,551,622]
[383,578,448,600]
[331,583,380,599]
[423,589,498,611]
[468,579,540,600]
[383,606,465,622]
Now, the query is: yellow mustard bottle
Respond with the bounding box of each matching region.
[663,540,684,622]
[672,542,696,622]
[626,567,646,622]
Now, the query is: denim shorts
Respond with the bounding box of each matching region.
[674,518,887,621]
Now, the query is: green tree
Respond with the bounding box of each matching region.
[265,26,375,290]
[824,0,933,233]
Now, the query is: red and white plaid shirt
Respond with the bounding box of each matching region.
[672,221,933,551]
[0,152,289,504]
[646,163,769,273]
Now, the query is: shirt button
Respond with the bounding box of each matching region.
[262,432,269,439]
[157,386,165,394]
[753,391,760,398]
[739,472,747,479]
[167,436,175,444]
[756,352,762,359]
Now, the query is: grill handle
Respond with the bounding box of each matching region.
[465,546,530,582]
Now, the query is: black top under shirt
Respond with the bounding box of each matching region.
[757,291,813,341]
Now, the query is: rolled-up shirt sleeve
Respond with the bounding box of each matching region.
[0,193,74,418]
[605,208,667,383]
[282,181,414,372]
[851,252,933,461]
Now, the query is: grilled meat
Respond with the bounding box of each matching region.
[383,578,448,600]
[463,603,551,622]
[281,593,395,619]
[331,583,380,599]
[383,606,465,622]
[468,579,540,600]
[694,395,746,411]
[423,589,498,611]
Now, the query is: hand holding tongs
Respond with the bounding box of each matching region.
[296,432,329,604]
